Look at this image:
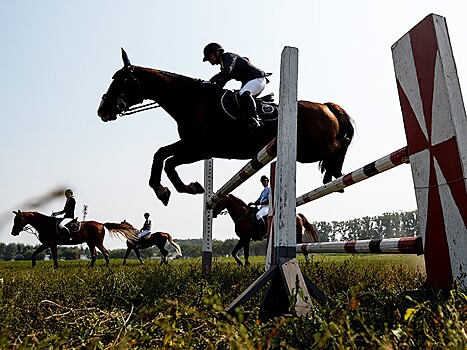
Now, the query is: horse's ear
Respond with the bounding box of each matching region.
[121,48,131,67]
[13,210,17,215]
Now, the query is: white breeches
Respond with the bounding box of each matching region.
[138,229,151,239]
[240,77,267,97]
[58,218,73,229]
[256,205,269,220]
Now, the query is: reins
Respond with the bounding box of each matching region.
[120,101,161,116]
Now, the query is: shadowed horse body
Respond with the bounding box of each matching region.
[121,223,182,265]
[97,50,355,206]
[11,210,137,268]
[213,194,319,266]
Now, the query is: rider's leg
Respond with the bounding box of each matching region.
[58,219,73,241]
[239,77,266,130]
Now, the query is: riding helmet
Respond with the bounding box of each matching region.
[203,43,224,61]
[260,175,269,182]
[65,189,74,197]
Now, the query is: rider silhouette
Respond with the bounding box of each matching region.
[137,212,152,239]
[52,188,76,241]
[202,43,271,131]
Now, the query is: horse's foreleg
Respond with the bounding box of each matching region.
[50,244,59,268]
[31,244,48,268]
[231,240,245,266]
[164,154,205,195]
[149,142,181,206]
[244,240,251,267]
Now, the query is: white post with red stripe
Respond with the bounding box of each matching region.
[392,14,467,289]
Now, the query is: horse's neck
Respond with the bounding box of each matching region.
[136,67,205,118]
[26,212,51,232]
[226,198,249,222]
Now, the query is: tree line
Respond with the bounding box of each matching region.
[0,210,418,261]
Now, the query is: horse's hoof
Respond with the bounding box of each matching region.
[155,186,171,206]
[186,182,205,195]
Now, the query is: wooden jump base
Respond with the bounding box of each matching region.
[297,237,423,255]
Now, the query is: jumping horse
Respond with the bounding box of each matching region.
[97,49,355,206]
[121,221,182,265]
[11,210,138,268]
[212,194,319,266]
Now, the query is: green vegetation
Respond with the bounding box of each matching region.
[0,255,465,349]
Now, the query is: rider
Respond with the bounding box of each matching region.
[137,212,152,239]
[52,188,76,241]
[248,175,270,239]
[202,42,270,131]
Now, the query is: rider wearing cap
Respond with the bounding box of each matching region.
[248,175,270,239]
[137,212,152,239]
[203,43,270,131]
[52,188,76,241]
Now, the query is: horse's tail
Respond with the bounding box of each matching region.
[104,222,139,244]
[319,102,355,182]
[297,213,319,243]
[167,233,182,256]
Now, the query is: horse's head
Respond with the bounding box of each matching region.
[97,48,145,122]
[212,196,229,218]
[11,210,26,236]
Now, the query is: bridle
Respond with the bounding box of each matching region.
[101,65,161,117]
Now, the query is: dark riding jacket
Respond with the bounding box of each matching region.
[59,198,76,219]
[209,52,269,88]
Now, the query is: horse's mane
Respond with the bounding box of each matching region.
[138,66,201,87]
[227,194,248,208]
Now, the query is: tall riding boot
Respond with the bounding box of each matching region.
[61,226,73,242]
[239,91,261,131]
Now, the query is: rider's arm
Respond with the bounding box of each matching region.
[209,53,237,87]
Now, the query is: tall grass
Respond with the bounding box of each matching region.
[0,256,465,349]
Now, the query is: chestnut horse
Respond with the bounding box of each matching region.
[11,210,137,268]
[121,222,182,265]
[212,194,319,266]
[97,49,354,206]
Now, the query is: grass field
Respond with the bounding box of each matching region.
[0,255,466,349]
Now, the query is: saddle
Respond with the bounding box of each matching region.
[67,219,82,233]
[221,90,278,122]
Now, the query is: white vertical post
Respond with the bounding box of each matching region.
[273,46,299,264]
[202,158,213,275]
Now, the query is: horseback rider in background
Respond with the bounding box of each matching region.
[248,175,270,239]
[52,188,76,241]
[203,42,271,131]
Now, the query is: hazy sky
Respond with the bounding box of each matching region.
[1,1,466,250]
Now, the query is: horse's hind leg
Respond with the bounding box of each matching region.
[97,244,110,266]
[232,239,246,266]
[160,247,169,265]
[123,247,132,266]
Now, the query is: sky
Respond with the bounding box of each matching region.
[1,1,466,250]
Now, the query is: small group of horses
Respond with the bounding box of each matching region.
[12,48,354,267]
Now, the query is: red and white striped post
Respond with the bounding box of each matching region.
[392,14,467,289]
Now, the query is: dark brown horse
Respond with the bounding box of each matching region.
[121,221,182,265]
[212,194,319,266]
[97,49,354,206]
[11,210,137,268]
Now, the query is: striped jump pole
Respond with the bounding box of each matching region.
[298,237,423,255]
[296,147,409,207]
[392,14,467,289]
[206,138,277,209]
